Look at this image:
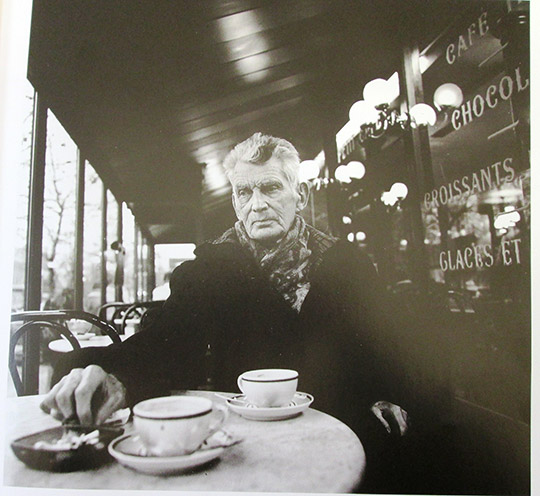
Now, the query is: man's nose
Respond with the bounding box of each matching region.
[251,188,268,211]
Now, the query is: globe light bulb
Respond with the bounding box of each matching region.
[410,103,437,126]
[342,215,352,225]
[363,78,391,107]
[346,161,366,179]
[495,206,521,228]
[390,182,408,200]
[347,233,355,242]
[349,100,379,127]
[433,83,464,110]
[381,191,397,206]
[355,231,366,242]
[299,160,320,182]
[335,165,352,183]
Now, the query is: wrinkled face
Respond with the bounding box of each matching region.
[231,158,307,246]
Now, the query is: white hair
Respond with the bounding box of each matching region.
[222,132,301,188]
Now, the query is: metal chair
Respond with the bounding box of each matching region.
[119,300,165,333]
[97,302,134,332]
[9,310,121,396]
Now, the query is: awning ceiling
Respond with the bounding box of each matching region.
[27,0,460,243]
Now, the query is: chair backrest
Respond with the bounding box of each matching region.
[97,302,133,330]
[9,310,121,396]
[119,301,165,333]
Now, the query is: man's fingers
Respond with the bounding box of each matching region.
[49,408,64,421]
[371,404,391,433]
[74,365,107,425]
[40,365,126,426]
[371,401,410,436]
[95,374,127,424]
[53,369,84,420]
[394,407,409,436]
[40,375,68,415]
[94,391,124,425]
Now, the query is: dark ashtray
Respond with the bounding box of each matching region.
[11,424,124,472]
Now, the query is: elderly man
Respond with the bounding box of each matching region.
[43,133,412,488]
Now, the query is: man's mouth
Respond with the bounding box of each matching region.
[252,219,275,225]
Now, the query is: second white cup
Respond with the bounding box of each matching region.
[133,396,227,456]
[237,369,298,408]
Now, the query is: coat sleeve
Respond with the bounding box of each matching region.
[314,242,419,412]
[332,242,446,425]
[52,258,212,406]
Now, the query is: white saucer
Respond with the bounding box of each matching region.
[108,434,224,475]
[226,392,314,421]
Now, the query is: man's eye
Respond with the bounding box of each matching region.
[263,184,280,193]
[237,189,250,198]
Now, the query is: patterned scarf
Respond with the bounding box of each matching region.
[213,215,336,312]
[234,215,311,312]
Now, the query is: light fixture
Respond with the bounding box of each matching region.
[494,206,521,230]
[380,191,398,207]
[347,233,355,242]
[355,231,366,242]
[349,77,438,143]
[346,161,366,179]
[363,78,393,107]
[342,215,352,225]
[334,161,366,184]
[409,103,437,127]
[433,83,464,110]
[381,182,408,206]
[299,160,320,182]
[349,100,379,126]
[335,165,352,183]
[389,182,408,200]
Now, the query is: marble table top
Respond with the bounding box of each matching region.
[3,391,365,493]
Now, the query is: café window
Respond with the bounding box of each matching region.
[11,81,35,312]
[106,190,119,301]
[41,110,78,311]
[83,163,104,313]
[122,203,136,302]
[420,1,529,297]
[418,0,529,420]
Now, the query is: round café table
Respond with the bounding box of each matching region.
[4,391,366,493]
[48,335,128,353]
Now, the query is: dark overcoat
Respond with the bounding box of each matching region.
[55,237,412,440]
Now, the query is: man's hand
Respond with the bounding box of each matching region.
[371,400,410,436]
[40,365,127,425]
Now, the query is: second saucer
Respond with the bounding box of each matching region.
[225,392,314,421]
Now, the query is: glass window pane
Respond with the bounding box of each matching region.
[419,1,530,421]
[83,163,104,313]
[154,243,196,300]
[41,110,77,310]
[122,203,136,302]
[11,82,35,312]
[106,190,119,302]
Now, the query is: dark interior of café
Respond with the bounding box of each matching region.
[8,0,530,494]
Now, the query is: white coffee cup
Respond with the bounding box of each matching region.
[237,369,298,408]
[133,396,227,456]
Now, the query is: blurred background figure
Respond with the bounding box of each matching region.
[152,272,171,300]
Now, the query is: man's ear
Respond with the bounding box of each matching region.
[296,182,310,212]
[231,193,242,220]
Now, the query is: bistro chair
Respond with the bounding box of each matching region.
[97,302,134,331]
[9,310,121,396]
[118,300,165,333]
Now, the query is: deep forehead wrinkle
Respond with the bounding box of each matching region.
[235,176,283,189]
[232,163,287,190]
